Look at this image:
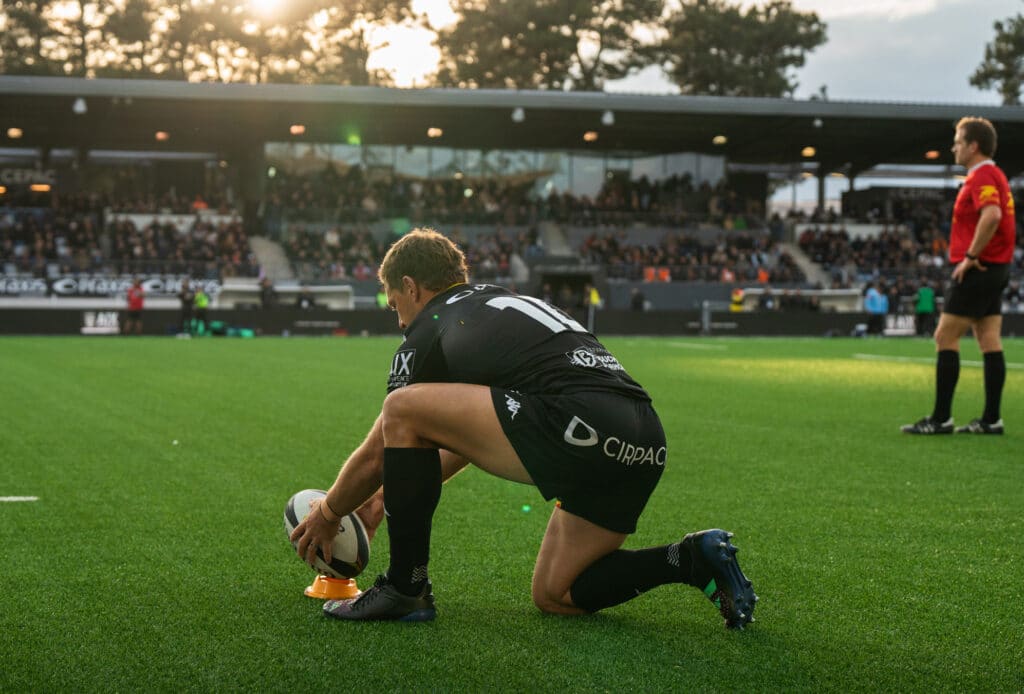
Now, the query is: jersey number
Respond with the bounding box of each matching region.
[486,296,586,334]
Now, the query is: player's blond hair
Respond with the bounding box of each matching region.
[956,116,997,157]
[378,228,469,292]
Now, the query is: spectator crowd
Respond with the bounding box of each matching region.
[3,168,1023,318]
[1,199,258,279]
[262,164,763,232]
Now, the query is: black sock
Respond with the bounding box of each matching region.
[983,351,1006,423]
[569,544,684,613]
[382,447,441,596]
[932,349,959,423]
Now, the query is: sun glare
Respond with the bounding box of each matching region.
[412,0,458,30]
[250,0,283,18]
[367,24,440,88]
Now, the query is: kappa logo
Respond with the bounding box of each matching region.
[505,394,522,420]
[390,350,416,377]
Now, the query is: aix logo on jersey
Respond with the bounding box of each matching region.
[566,348,625,371]
[388,349,416,389]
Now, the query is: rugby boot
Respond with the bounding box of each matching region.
[679,529,756,629]
[323,574,436,622]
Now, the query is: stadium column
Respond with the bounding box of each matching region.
[817,169,826,215]
[234,142,266,238]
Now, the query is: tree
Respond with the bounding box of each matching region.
[970,13,1024,106]
[307,0,412,86]
[101,0,158,76]
[435,0,663,91]
[655,0,826,97]
[0,0,66,76]
[0,0,412,85]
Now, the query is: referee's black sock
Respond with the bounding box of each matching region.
[382,447,442,596]
[982,351,1006,423]
[569,545,683,613]
[932,349,959,423]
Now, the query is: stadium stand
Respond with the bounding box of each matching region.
[1,202,258,280]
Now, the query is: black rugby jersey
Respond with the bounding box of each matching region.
[386,284,649,400]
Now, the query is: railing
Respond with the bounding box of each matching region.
[265,205,766,232]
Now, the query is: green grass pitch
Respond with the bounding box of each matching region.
[1,335,1021,692]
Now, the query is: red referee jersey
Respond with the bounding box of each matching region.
[950,160,1016,264]
[127,286,144,311]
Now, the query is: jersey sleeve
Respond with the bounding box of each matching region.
[971,168,1003,210]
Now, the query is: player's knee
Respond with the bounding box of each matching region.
[934,325,958,349]
[380,387,427,446]
[979,336,1002,352]
[531,583,583,615]
[531,587,563,614]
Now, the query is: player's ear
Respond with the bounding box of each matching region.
[402,275,418,298]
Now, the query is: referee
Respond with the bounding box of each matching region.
[902,117,1016,435]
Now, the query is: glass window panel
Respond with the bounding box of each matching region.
[534,151,569,197]
[395,146,431,179]
[428,148,455,178]
[328,144,363,169]
[570,154,605,199]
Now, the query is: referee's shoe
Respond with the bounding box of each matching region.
[900,416,954,434]
[955,418,1004,435]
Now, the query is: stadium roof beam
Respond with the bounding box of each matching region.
[3,76,1024,174]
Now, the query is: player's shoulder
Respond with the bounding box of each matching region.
[972,161,1008,185]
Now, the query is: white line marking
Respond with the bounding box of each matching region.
[853,353,1024,369]
[666,342,728,351]
[0,496,39,502]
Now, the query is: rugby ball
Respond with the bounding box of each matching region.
[283,489,370,578]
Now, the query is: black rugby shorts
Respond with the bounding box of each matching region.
[491,388,665,534]
[944,262,1010,319]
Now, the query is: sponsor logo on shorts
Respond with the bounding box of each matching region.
[563,415,666,466]
[563,416,599,446]
[603,437,667,466]
[388,349,416,388]
[505,394,521,420]
[566,348,625,371]
[561,419,663,466]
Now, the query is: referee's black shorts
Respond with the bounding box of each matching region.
[944,262,1010,319]
[491,388,665,534]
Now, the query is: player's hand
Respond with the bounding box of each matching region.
[290,500,340,567]
[952,257,986,284]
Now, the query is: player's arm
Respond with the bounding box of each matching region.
[291,414,386,566]
[953,204,1001,283]
[290,413,472,566]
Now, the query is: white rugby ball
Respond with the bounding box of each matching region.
[283,489,370,578]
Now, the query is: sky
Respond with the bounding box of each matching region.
[760,0,1021,104]
[388,0,1023,104]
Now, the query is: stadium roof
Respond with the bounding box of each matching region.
[3,75,1024,177]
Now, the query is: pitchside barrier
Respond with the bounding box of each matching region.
[217,278,355,310]
[3,305,1023,337]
